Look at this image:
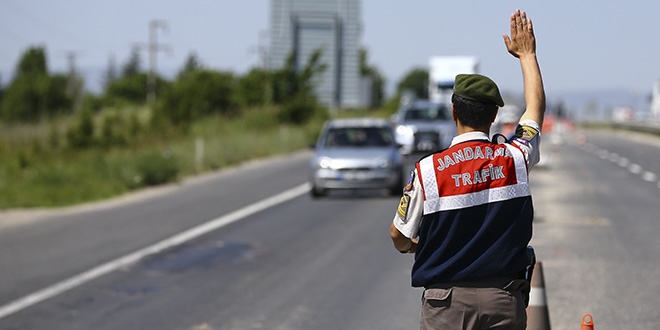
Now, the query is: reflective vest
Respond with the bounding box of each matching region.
[412,140,533,287]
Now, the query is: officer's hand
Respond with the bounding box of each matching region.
[503,9,536,59]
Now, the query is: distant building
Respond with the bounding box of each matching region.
[268,0,364,109]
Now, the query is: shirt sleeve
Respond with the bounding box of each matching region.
[510,119,542,170]
[392,168,425,239]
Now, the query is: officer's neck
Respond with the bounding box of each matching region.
[455,120,491,136]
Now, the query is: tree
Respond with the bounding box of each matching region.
[0,46,73,121]
[102,54,118,90]
[178,52,203,78]
[271,49,326,104]
[103,49,165,105]
[153,69,236,125]
[359,48,386,108]
[271,49,327,124]
[18,47,48,76]
[121,48,142,78]
[235,68,272,107]
[397,67,428,99]
[104,73,150,105]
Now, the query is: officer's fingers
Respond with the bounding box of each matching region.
[503,34,511,46]
[514,9,523,29]
[520,10,528,27]
[509,13,517,34]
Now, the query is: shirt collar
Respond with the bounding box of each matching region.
[450,131,490,147]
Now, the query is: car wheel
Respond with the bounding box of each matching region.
[388,173,404,196]
[388,185,402,196]
[310,186,327,198]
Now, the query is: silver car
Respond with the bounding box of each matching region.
[391,99,457,155]
[309,118,404,198]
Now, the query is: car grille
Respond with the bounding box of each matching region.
[414,131,440,151]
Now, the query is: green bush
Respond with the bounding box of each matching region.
[66,107,95,148]
[104,74,149,105]
[278,94,319,125]
[132,150,180,187]
[235,68,272,107]
[100,113,127,148]
[153,69,236,125]
[243,106,279,130]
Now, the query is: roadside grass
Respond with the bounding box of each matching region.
[0,105,344,209]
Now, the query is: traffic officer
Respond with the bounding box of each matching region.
[389,9,546,330]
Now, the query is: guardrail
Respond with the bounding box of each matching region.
[611,120,660,135]
[580,120,660,136]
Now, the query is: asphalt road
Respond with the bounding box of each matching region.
[530,128,660,329]
[0,128,659,329]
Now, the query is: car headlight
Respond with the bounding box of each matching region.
[396,125,414,137]
[318,157,332,169]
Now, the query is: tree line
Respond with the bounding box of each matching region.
[0,46,401,122]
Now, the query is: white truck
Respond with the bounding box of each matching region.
[428,56,479,104]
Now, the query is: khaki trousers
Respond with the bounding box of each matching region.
[420,278,527,330]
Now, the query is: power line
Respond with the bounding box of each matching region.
[1,0,106,49]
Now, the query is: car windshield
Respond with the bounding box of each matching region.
[323,127,394,148]
[403,105,449,121]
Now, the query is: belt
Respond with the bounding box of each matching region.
[425,271,526,290]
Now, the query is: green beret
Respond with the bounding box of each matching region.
[453,74,504,107]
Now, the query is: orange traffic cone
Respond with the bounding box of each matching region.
[526,261,551,330]
[581,314,594,329]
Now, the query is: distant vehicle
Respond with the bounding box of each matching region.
[428,55,479,104]
[391,99,457,155]
[309,118,403,197]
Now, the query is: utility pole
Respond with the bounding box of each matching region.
[64,50,83,110]
[136,20,170,103]
[250,30,272,104]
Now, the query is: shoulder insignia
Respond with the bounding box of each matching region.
[404,170,415,192]
[397,194,411,219]
[519,125,539,141]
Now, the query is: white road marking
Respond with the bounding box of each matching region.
[608,153,619,162]
[628,163,643,175]
[579,143,657,186]
[0,182,311,320]
[642,171,657,183]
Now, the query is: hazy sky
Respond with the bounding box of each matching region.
[1,0,659,97]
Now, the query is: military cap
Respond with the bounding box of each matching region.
[453,74,504,107]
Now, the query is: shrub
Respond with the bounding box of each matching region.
[66,107,95,148]
[132,150,180,187]
[153,69,236,126]
[278,94,321,125]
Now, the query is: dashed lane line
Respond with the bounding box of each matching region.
[571,138,658,189]
[642,171,658,183]
[628,163,643,175]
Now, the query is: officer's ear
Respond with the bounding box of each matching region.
[491,107,499,123]
[451,104,458,123]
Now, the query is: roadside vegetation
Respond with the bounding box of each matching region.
[0,46,412,209]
